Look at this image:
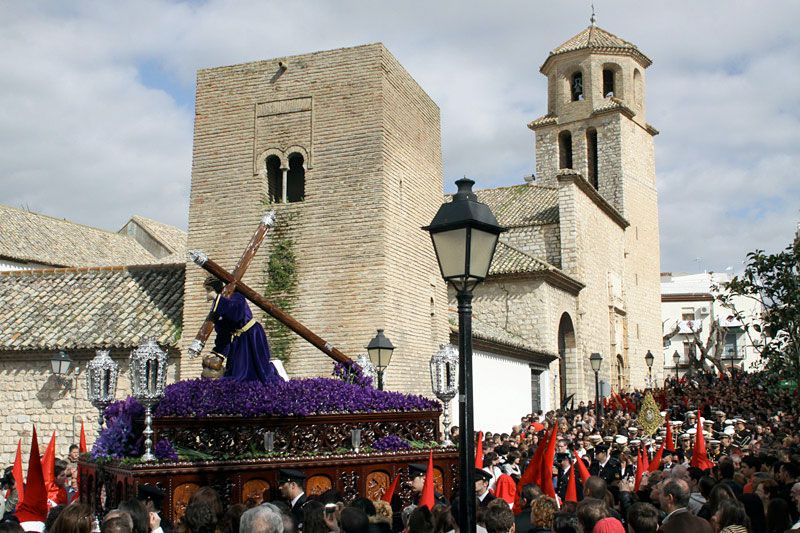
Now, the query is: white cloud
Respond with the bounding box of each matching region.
[0,0,798,272]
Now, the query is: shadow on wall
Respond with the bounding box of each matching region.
[36,373,73,409]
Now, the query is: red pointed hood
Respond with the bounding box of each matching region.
[665,415,675,452]
[418,450,435,509]
[575,455,590,484]
[633,448,644,492]
[648,441,665,473]
[16,427,48,526]
[41,432,56,486]
[538,424,558,499]
[382,475,400,503]
[689,409,715,471]
[564,462,578,503]
[79,421,87,454]
[11,439,25,502]
[475,431,484,469]
[494,474,516,508]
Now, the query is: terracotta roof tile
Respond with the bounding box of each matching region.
[542,25,652,72]
[127,215,188,256]
[0,264,184,351]
[489,241,551,276]
[469,184,559,228]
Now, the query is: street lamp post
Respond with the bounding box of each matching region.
[672,350,681,381]
[590,352,603,419]
[366,329,395,391]
[644,350,654,388]
[424,178,505,533]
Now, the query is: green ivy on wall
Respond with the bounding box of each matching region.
[262,217,297,361]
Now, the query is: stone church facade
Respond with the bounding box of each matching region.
[184,23,664,415]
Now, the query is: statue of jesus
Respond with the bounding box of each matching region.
[202,275,284,384]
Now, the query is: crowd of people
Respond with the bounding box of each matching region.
[0,370,798,533]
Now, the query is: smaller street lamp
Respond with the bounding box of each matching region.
[672,350,681,381]
[644,350,654,388]
[366,329,394,391]
[51,350,73,376]
[430,344,459,446]
[589,352,603,418]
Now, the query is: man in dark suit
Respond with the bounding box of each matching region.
[588,445,621,486]
[408,463,448,506]
[475,468,496,507]
[555,453,581,501]
[277,468,307,529]
[658,478,713,533]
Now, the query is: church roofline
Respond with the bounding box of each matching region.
[557,170,630,230]
[540,25,652,74]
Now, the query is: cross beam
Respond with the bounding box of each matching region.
[188,251,351,365]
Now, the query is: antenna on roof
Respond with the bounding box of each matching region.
[590,2,596,26]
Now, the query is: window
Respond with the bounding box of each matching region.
[558,131,573,169]
[266,155,282,203]
[602,69,615,97]
[681,308,695,321]
[570,71,584,101]
[724,332,738,358]
[683,341,696,360]
[286,153,305,203]
[586,128,598,188]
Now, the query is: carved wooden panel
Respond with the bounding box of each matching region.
[173,483,200,522]
[365,471,390,501]
[243,479,269,505]
[306,475,332,496]
[433,467,444,495]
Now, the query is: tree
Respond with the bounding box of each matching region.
[663,319,735,377]
[718,238,800,380]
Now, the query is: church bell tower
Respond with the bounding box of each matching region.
[529,23,663,390]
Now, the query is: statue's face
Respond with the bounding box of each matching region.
[205,286,217,302]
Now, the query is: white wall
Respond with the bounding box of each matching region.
[451,350,535,434]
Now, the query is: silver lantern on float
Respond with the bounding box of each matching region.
[430,344,459,446]
[86,350,120,435]
[130,338,168,461]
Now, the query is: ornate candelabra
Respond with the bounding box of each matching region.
[85,350,119,436]
[430,344,459,446]
[355,353,378,387]
[130,338,168,462]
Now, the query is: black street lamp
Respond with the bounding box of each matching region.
[672,350,681,381]
[644,350,654,388]
[589,352,603,419]
[366,329,394,390]
[51,350,73,376]
[424,177,505,533]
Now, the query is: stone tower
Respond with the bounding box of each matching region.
[184,44,449,394]
[529,24,663,390]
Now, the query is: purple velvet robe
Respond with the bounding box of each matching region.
[211,292,283,384]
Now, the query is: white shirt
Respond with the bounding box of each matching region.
[291,492,305,507]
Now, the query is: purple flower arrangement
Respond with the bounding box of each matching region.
[332,360,373,388]
[90,397,145,460]
[153,439,179,461]
[153,377,439,418]
[371,434,412,451]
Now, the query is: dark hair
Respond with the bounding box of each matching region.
[626,502,658,533]
[69,444,80,453]
[583,476,607,499]
[49,503,94,533]
[118,499,149,533]
[553,511,579,533]
[407,506,434,533]
[483,503,514,533]
[54,459,69,478]
[715,499,749,530]
[765,497,792,532]
[349,498,375,517]
[742,456,762,470]
[430,504,457,533]
[300,501,327,533]
[182,501,217,533]
[101,517,133,533]
[781,462,800,479]
[718,460,735,480]
[340,507,369,533]
[203,275,224,293]
[189,487,224,522]
[707,483,736,516]
[0,522,25,533]
[316,489,343,505]
[576,498,607,532]
[218,503,246,533]
[698,476,716,498]
[45,505,65,531]
[661,479,691,508]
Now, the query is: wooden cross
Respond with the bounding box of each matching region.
[187,213,350,365]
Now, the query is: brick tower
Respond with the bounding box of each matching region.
[184,44,448,394]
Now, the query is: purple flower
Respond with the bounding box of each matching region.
[332,360,373,388]
[90,398,145,460]
[153,438,178,461]
[372,434,412,451]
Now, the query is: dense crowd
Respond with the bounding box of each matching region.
[1,370,798,533]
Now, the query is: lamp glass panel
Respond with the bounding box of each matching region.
[51,359,60,375]
[431,228,467,279]
[379,347,393,368]
[467,228,499,279]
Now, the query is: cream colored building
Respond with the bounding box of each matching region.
[661,272,764,377]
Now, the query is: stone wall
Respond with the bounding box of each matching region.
[503,224,561,268]
[184,44,447,395]
[0,350,181,468]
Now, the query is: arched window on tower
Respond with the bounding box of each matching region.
[603,69,615,97]
[586,128,598,189]
[558,131,573,169]
[286,152,305,203]
[266,155,282,204]
[570,71,584,101]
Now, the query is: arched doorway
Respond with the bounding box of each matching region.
[557,313,576,405]
[616,354,625,391]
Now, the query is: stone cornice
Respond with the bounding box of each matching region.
[557,170,630,229]
[448,330,558,368]
[662,293,714,303]
[488,267,585,296]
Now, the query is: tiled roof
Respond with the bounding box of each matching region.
[128,215,187,257]
[0,204,165,268]
[541,25,652,72]
[471,184,559,228]
[0,264,184,352]
[489,241,551,276]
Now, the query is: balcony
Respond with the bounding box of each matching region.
[677,320,702,334]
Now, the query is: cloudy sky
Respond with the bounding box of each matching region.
[1,0,797,273]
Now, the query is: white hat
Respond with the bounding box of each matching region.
[687,428,697,435]
[724,426,736,436]
[630,439,641,446]
[20,523,45,533]
[616,435,628,445]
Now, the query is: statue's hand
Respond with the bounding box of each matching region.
[188,339,204,359]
